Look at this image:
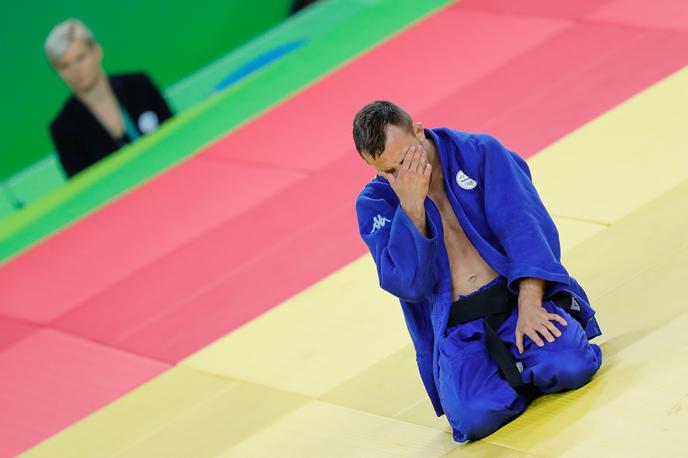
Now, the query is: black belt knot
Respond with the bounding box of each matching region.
[447,278,578,396]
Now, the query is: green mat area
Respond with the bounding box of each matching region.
[0,0,379,213]
[1,156,65,213]
[0,190,16,220]
[0,0,452,265]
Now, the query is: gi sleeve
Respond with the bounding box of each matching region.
[476,134,570,292]
[356,188,439,303]
[50,123,88,178]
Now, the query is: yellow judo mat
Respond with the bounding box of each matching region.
[23,67,688,457]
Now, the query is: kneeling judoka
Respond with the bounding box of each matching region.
[353,101,602,442]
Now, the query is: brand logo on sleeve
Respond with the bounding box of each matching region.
[456,170,477,190]
[370,214,392,234]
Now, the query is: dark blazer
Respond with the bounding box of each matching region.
[49,72,173,178]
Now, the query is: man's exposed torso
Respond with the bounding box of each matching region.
[429,180,497,301]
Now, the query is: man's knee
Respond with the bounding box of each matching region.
[528,343,602,393]
[448,395,527,442]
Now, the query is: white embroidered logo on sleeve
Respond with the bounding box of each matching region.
[456,170,478,190]
[370,214,392,234]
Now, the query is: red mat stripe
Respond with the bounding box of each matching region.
[0,157,306,324]
[0,315,36,353]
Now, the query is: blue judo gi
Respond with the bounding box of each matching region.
[355,128,602,442]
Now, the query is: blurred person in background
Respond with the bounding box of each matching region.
[46,19,173,178]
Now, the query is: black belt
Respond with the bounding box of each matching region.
[447,278,579,395]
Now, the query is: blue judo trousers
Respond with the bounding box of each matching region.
[355,128,602,442]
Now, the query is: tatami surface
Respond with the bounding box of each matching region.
[22,65,688,458]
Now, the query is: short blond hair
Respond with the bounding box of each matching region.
[44,19,96,63]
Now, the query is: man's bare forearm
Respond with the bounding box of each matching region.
[402,203,427,237]
[518,278,545,308]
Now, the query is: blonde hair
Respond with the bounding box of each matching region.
[44,19,96,63]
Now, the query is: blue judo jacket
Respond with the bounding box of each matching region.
[355,128,601,416]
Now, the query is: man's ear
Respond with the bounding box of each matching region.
[413,122,425,140]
